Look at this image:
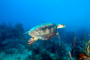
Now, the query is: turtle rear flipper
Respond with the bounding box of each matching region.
[28,37,38,45]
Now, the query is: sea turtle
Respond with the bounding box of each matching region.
[24,23,65,45]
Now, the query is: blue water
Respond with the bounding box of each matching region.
[0,0,90,31]
[0,0,90,60]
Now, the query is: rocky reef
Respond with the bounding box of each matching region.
[0,22,89,60]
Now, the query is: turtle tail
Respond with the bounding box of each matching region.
[56,33,61,46]
[23,31,30,35]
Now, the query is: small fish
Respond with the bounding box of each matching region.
[40,20,46,23]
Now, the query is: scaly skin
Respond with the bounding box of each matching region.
[28,37,38,45]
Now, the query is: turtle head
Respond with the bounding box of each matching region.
[57,24,65,29]
[28,37,38,45]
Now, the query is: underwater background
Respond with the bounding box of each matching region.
[0,0,90,60]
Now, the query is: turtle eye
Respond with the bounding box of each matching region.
[62,24,65,26]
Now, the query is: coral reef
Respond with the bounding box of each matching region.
[0,22,90,60]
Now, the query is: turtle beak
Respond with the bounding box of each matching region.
[61,24,65,28]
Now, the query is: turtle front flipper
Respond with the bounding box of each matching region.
[28,37,38,45]
[56,32,61,46]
